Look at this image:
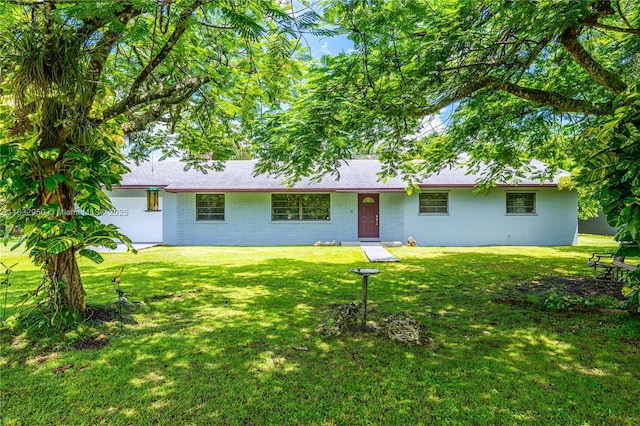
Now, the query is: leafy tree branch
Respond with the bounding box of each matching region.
[590,22,640,35]
[85,5,144,112]
[485,78,614,116]
[120,82,206,134]
[558,26,627,94]
[100,75,212,123]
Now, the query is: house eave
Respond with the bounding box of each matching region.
[418,183,559,189]
[107,185,169,190]
[123,184,559,193]
[163,187,408,193]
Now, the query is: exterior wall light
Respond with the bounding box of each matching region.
[146,187,161,211]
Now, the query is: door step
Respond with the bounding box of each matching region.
[341,241,403,247]
[361,245,399,262]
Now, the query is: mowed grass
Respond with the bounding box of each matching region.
[1,235,639,425]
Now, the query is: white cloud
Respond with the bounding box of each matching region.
[408,113,445,140]
[320,41,332,56]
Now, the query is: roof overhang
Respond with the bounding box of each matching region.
[163,187,407,193]
[109,185,169,190]
[418,183,558,188]
[115,184,558,193]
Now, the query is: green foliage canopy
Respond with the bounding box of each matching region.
[0,0,310,314]
[256,0,638,185]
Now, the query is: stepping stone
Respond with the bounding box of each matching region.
[361,245,399,262]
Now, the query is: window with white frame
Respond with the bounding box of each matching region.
[419,192,449,214]
[506,192,536,214]
[196,194,225,221]
[271,194,330,221]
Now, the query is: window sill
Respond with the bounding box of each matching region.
[505,213,537,216]
[418,213,450,216]
[271,220,332,223]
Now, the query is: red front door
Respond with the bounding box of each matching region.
[358,194,379,239]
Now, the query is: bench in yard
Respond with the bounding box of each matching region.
[588,253,638,283]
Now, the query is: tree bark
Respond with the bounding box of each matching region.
[486,77,614,115]
[38,176,87,313]
[38,96,87,313]
[559,26,627,94]
[48,248,86,313]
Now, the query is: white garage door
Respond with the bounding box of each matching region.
[98,197,163,243]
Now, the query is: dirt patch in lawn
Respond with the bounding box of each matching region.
[514,276,626,300]
[84,306,122,322]
[72,334,109,350]
[83,305,139,325]
[27,351,60,366]
[145,289,201,302]
[495,276,629,313]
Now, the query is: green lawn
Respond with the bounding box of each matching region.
[1,235,639,425]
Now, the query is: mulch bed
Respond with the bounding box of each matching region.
[71,334,109,350]
[84,306,122,323]
[83,305,139,325]
[513,276,626,300]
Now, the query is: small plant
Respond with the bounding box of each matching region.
[541,291,626,312]
[3,269,79,332]
[621,280,639,312]
[585,295,624,310]
[316,303,360,337]
[542,291,584,311]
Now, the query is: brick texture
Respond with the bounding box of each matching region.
[175,192,404,245]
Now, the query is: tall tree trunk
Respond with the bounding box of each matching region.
[38,95,87,313]
[38,179,87,313]
[47,248,86,313]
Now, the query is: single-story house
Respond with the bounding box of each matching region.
[100,159,578,246]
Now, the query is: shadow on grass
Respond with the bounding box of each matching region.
[2,247,640,425]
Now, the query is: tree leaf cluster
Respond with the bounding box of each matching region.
[0,0,309,313]
[255,0,639,193]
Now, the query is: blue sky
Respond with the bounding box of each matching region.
[285,0,355,59]
[306,33,354,58]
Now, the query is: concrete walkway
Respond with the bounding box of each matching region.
[361,245,399,262]
[93,243,161,253]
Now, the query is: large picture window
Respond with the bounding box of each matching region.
[272,194,330,221]
[506,193,536,214]
[419,192,449,214]
[196,194,225,221]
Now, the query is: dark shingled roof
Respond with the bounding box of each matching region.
[117,159,565,192]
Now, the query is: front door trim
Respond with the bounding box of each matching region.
[358,193,380,239]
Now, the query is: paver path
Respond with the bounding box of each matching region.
[361,245,399,262]
[93,243,160,253]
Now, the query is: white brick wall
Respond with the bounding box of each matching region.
[402,187,578,246]
[174,192,402,245]
[110,188,577,246]
[379,193,404,241]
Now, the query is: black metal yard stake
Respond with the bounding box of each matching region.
[1,262,17,325]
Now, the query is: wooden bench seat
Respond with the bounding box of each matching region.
[588,253,638,282]
[611,260,638,272]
